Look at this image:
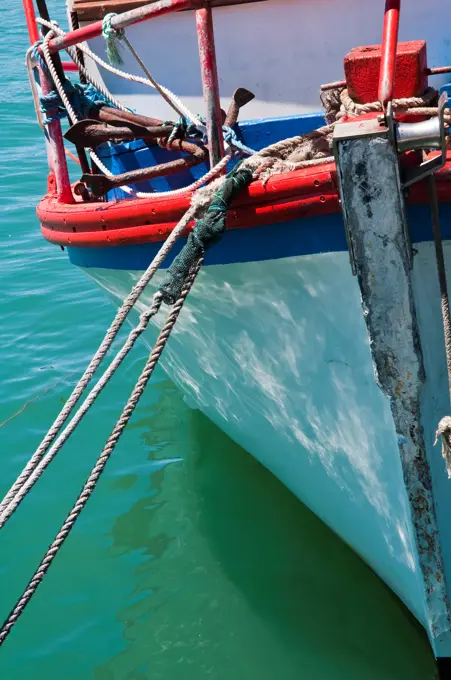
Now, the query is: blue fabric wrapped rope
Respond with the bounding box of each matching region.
[39,80,117,124]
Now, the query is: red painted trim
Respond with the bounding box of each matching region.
[378,0,401,108]
[41,195,340,247]
[37,157,451,249]
[38,164,339,246]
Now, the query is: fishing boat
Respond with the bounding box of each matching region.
[15,0,451,673]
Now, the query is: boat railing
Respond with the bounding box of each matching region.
[22,0,224,204]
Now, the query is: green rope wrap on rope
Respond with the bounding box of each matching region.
[102,13,125,66]
[158,164,253,305]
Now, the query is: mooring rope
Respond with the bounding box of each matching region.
[0,204,197,519]
[0,257,202,647]
[0,293,162,528]
[0,160,252,527]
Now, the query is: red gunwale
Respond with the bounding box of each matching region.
[38,163,339,247]
[38,160,451,248]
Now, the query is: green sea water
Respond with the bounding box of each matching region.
[0,3,441,678]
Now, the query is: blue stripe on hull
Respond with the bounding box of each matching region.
[68,212,346,270]
[67,203,451,271]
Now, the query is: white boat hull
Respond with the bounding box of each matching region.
[82,243,451,656]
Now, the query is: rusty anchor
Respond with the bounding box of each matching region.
[81,138,208,197]
[94,106,164,129]
[64,119,175,146]
[68,88,254,197]
[224,88,255,128]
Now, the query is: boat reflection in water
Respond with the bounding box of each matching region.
[97,380,436,680]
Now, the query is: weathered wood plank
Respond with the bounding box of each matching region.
[72,0,266,22]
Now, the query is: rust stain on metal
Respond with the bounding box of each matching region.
[196,4,224,167]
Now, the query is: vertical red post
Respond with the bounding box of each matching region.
[22,0,73,202]
[196,5,224,167]
[23,0,39,44]
[40,67,74,203]
[378,0,401,110]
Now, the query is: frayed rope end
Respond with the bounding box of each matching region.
[102,13,125,67]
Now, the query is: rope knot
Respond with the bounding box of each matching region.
[31,41,48,74]
[222,125,256,157]
[166,116,190,147]
[102,13,125,66]
[39,80,116,125]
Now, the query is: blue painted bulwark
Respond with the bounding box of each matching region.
[95,113,326,199]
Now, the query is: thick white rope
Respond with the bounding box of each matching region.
[35,19,129,112]
[42,32,78,123]
[36,18,202,128]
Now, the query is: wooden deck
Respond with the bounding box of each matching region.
[71,0,264,22]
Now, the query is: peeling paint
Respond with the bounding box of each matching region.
[335,121,451,640]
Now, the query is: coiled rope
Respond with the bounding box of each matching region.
[321,84,449,125]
